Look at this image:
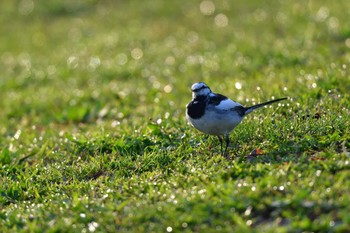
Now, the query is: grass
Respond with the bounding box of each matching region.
[1,0,350,232]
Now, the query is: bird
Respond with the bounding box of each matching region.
[186,82,287,157]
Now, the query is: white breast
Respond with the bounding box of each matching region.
[187,100,244,136]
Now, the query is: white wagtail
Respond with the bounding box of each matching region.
[186,82,287,157]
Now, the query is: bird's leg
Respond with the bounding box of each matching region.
[217,136,223,156]
[224,133,230,158]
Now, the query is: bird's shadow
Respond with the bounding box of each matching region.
[214,141,304,164]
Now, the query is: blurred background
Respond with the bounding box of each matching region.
[0,0,349,130]
[1,2,350,232]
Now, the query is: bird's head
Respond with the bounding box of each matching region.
[191,82,212,99]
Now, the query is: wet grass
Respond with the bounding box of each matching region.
[1,0,350,232]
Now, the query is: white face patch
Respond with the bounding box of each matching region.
[191,82,207,91]
[193,87,211,97]
[192,82,211,98]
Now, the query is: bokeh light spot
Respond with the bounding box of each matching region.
[215,14,228,27]
[316,6,329,21]
[131,48,143,60]
[235,82,242,90]
[345,38,350,48]
[164,84,173,93]
[19,0,34,15]
[200,1,215,16]
[116,53,128,65]
[67,56,79,69]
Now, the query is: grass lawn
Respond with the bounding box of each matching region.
[1,0,350,232]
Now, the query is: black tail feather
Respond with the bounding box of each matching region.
[244,97,287,115]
